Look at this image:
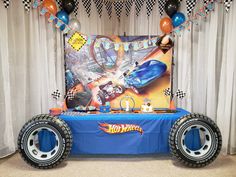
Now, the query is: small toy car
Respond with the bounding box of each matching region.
[124,60,167,93]
[97,81,125,105]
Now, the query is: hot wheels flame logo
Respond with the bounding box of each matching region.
[99,123,143,135]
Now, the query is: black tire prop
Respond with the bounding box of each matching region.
[169,113,222,167]
[18,114,72,169]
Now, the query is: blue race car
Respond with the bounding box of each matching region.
[124,60,167,93]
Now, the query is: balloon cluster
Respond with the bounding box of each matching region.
[42,0,81,32]
[160,0,186,34]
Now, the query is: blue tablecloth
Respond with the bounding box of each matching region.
[40,108,200,154]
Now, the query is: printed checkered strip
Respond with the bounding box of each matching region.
[135,0,145,17]
[113,0,124,20]
[52,90,61,100]
[186,0,196,16]
[163,88,171,96]
[73,0,79,16]
[175,89,186,99]
[22,0,31,11]
[56,0,62,10]
[2,0,10,8]
[224,0,233,12]
[66,91,75,100]
[82,0,91,17]
[146,0,156,17]
[104,0,112,19]
[125,0,133,16]
[158,0,166,16]
[94,0,103,17]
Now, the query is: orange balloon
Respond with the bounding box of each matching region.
[42,0,58,18]
[160,17,173,34]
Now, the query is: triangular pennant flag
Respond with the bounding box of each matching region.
[22,0,31,12]
[93,0,103,17]
[146,0,156,17]
[186,0,197,16]
[2,0,11,8]
[224,0,233,12]
[73,0,79,16]
[158,0,166,16]
[135,0,145,17]
[56,0,62,10]
[82,0,91,17]
[113,0,124,21]
[104,0,112,19]
[125,0,133,16]
[203,0,213,14]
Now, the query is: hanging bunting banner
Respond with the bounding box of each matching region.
[186,0,197,16]
[32,0,40,8]
[114,0,124,21]
[125,0,133,16]
[56,0,62,10]
[2,0,11,8]
[94,0,103,17]
[146,0,156,17]
[135,0,145,17]
[82,0,91,17]
[22,0,32,12]
[158,0,166,16]
[73,0,79,16]
[104,0,112,19]
[224,0,233,12]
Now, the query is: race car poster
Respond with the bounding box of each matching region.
[64,35,173,109]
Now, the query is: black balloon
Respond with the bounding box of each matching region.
[62,0,75,14]
[164,0,180,17]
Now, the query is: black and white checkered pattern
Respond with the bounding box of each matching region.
[52,90,61,100]
[82,0,91,17]
[66,91,74,100]
[125,0,133,16]
[56,0,62,10]
[104,0,112,19]
[22,0,31,12]
[2,0,10,8]
[73,0,79,16]
[93,0,103,17]
[113,0,124,21]
[135,0,145,17]
[186,0,196,16]
[224,0,233,12]
[164,88,171,96]
[146,0,156,17]
[204,0,213,14]
[175,89,186,99]
[158,0,166,16]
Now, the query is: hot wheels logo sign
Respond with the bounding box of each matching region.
[99,123,143,135]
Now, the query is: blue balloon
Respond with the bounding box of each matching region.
[172,12,186,28]
[56,10,69,31]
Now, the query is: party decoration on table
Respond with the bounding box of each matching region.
[158,0,166,16]
[42,0,58,18]
[172,12,186,27]
[120,95,135,112]
[22,0,32,12]
[2,0,11,8]
[82,0,91,17]
[135,0,145,17]
[160,17,173,34]
[52,89,61,100]
[146,0,156,17]
[94,0,103,18]
[56,10,69,30]
[164,0,180,17]
[125,0,133,16]
[175,89,186,99]
[186,0,197,16]
[224,0,233,12]
[141,98,153,113]
[114,0,124,21]
[62,0,75,14]
[104,0,112,19]
[68,32,87,51]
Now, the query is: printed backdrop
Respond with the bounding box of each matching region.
[64,35,173,109]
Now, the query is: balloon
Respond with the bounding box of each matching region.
[164,0,179,17]
[172,12,186,27]
[62,0,75,14]
[42,0,57,18]
[160,17,173,34]
[69,18,81,31]
[56,10,69,30]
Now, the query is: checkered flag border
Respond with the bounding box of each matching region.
[224,0,233,12]
[94,0,103,18]
[135,0,145,17]
[175,89,186,99]
[113,0,124,21]
[186,0,196,16]
[52,90,61,100]
[82,0,91,17]
[163,88,172,96]
[158,0,166,17]
[125,0,133,16]
[2,0,11,8]
[66,91,75,100]
[73,0,79,16]
[104,0,112,19]
[146,0,156,17]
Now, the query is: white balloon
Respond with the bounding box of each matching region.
[69,18,81,31]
